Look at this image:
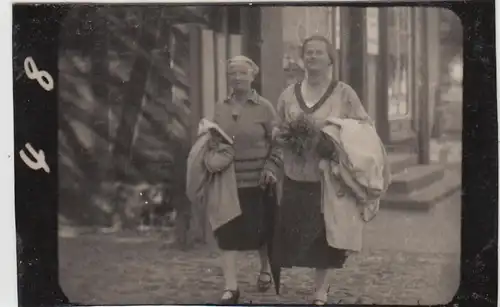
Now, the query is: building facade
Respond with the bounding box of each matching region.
[189,6,445,164]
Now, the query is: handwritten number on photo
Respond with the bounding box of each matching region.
[19,143,50,174]
[24,56,54,92]
[19,56,54,173]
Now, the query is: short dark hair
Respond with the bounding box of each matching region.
[301,35,335,65]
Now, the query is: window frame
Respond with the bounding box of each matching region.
[387,7,414,120]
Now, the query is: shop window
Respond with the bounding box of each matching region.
[387,8,413,119]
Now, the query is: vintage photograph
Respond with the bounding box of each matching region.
[57,5,463,305]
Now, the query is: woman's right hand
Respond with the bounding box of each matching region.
[271,127,285,145]
[204,134,236,173]
[316,132,338,160]
[208,132,224,149]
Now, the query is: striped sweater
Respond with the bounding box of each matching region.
[209,90,283,188]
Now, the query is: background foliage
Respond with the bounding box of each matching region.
[58,5,212,228]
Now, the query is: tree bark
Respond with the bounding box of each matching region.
[111,8,162,182]
[90,6,110,179]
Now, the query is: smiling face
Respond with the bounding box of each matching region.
[303,39,332,73]
[227,65,254,92]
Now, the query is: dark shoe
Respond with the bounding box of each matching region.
[220,288,240,305]
[257,271,272,292]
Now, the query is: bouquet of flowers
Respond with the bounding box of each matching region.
[275,113,320,157]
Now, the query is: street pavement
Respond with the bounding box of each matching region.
[59,192,461,305]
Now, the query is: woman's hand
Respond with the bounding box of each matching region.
[316,132,338,160]
[272,127,287,147]
[208,131,226,149]
[259,169,277,187]
[204,140,236,173]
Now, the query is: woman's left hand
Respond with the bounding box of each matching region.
[260,169,277,187]
[207,131,227,149]
[316,132,338,160]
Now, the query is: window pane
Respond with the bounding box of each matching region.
[388,8,413,119]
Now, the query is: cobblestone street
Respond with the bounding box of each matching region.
[59,193,461,305]
[59,237,459,305]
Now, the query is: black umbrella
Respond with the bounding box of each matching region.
[264,183,282,295]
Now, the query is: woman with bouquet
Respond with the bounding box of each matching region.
[203,55,282,304]
[273,36,376,305]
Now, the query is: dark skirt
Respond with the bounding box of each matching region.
[214,187,275,251]
[273,176,348,269]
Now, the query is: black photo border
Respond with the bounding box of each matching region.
[12,1,497,306]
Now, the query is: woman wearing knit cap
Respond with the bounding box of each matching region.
[272,36,375,305]
[206,55,282,304]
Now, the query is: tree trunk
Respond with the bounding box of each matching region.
[111,8,162,182]
[90,6,110,181]
[171,140,194,250]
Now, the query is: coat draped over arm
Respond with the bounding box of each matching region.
[318,117,391,252]
[186,118,242,232]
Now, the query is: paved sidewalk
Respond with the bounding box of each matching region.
[60,233,459,305]
[60,186,461,305]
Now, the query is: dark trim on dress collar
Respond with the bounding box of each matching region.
[294,80,339,114]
